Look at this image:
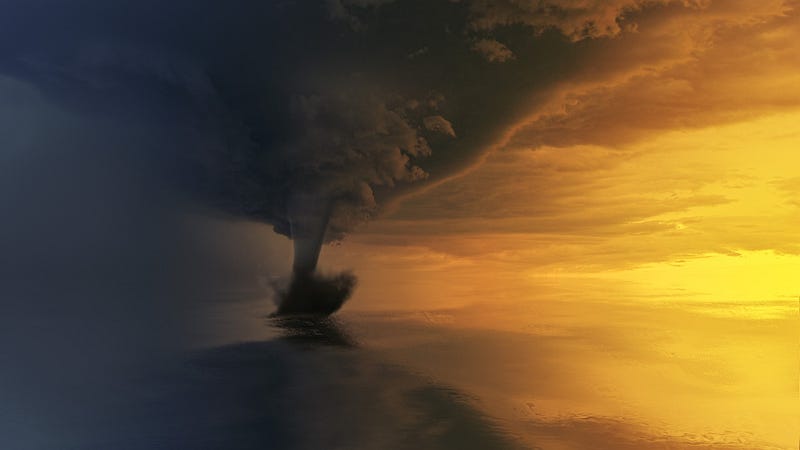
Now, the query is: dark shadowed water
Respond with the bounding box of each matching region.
[3,316,522,450]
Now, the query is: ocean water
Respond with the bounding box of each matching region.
[3,294,795,450]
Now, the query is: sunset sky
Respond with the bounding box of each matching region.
[313,0,800,311]
[2,0,797,302]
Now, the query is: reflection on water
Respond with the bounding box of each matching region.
[132,316,525,450]
[270,316,358,348]
[189,296,795,449]
[338,299,796,450]
[6,296,794,449]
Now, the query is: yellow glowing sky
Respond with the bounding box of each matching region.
[324,110,800,312]
[319,0,800,311]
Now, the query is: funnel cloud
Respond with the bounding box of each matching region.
[218,91,453,313]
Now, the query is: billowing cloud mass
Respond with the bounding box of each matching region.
[1,1,466,313]
[209,89,448,277]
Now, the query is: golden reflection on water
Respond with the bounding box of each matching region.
[344,295,797,449]
[200,276,797,449]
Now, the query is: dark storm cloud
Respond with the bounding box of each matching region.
[2,0,790,304]
[0,0,583,238]
[0,0,605,315]
[10,0,788,307]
